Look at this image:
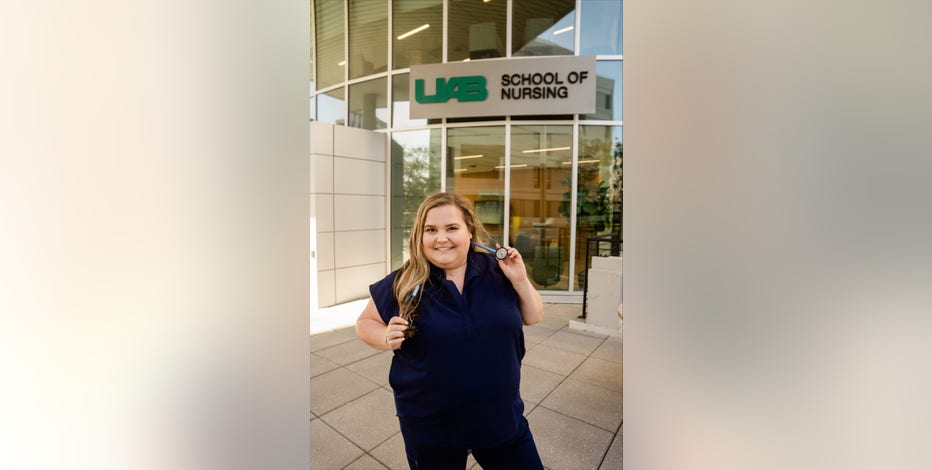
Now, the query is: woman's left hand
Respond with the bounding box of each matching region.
[495,244,529,284]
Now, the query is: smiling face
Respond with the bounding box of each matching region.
[421,204,472,271]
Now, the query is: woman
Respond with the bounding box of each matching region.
[356,192,545,469]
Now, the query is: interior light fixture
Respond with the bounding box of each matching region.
[522,146,571,154]
[553,26,574,35]
[463,58,471,62]
[397,24,430,40]
[453,154,484,160]
[337,60,346,66]
[453,168,467,172]
[562,159,601,164]
[494,164,529,169]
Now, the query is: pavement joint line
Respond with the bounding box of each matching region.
[366,452,393,470]
[368,430,401,454]
[314,417,367,463]
[530,337,616,409]
[595,420,625,470]
[362,431,402,470]
[340,454,373,470]
[312,368,381,415]
[532,340,602,356]
[532,403,620,456]
[534,398,622,435]
[319,402,382,453]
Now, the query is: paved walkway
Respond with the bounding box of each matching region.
[310,303,622,470]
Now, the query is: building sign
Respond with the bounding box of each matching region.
[409,56,596,119]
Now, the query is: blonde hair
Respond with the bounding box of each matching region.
[393,192,492,307]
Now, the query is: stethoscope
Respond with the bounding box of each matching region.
[471,241,510,260]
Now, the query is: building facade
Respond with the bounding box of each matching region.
[311,0,622,307]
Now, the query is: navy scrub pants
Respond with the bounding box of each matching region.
[400,420,544,470]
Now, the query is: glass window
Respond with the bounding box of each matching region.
[512,0,576,57]
[393,0,443,69]
[348,0,388,79]
[392,73,427,128]
[581,61,622,121]
[580,0,623,56]
[575,125,622,289]
[315,0,345,89]
[317,88,346,125]
[390,129,443,269]
[448,0,507,62]
[447,116,505,124]
[446,126,506,245]
[510,125,574,290]
[348,77,388,130]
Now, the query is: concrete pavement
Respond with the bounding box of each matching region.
[310,303,622,470]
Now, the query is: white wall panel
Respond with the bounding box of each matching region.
[334,195,385,231]
[334,125,385,162]
[316,231,336,271]
[334,229,385,268]
[334,158,385,195]
[311,194,334,233]
[310,154,333,194]
[310,121,334,155]
[335,263,386,303]
[315,269,336,309]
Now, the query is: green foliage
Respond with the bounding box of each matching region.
[557,170,611,233]
[555,137,622,234]
[400,145,440,227]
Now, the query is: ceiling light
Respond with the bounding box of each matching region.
[562,159,601,164]
[337,60,346,66]
[494,164,529,169]
[454,154,484,160]
[553,26,574,35]
[453,168,467,172]
[522,146,571,154]
[397,24,430,40]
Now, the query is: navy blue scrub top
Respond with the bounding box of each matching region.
[369,249,527,448]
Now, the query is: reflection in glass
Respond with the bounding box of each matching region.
[581,61,622,121]
[348,77,388,130]
[393,0,443,69]
[446,126,506,245]
[310,7,316,95]
[391,129,443,269]
[580,0,623,56]
[575,125,622,289]
[391,73,427,128]
[448,0,507,62]
[512,0,575,57]
[315,0,345,89]
[510,125,574,290]
[348,0,388,79]
[317,88,346,125]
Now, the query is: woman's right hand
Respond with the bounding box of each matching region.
[384,316,409,350]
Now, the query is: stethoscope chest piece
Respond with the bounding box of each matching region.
[472,241,510,260]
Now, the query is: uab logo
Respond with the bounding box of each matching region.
[415,76,488,103]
